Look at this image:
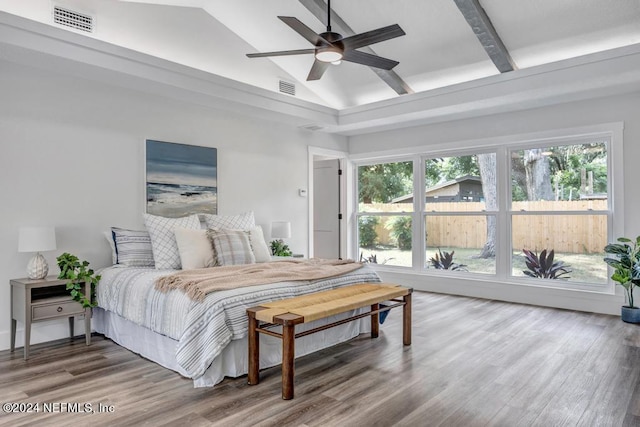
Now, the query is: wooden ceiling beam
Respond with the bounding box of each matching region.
[453,0,517,73]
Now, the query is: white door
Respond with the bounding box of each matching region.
[313,159,341,259]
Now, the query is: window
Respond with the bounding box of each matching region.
[353,130,615,292]
[357,160,413,267]
[509,141,609,285]
[424,154,497,275]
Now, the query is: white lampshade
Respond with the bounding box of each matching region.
[18,226,57,252]
[18,227,57,280]
[271,221,291,239]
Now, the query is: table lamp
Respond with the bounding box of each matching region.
[18,226,57,279]
[271,221,291,240]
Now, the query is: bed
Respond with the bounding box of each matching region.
[95,212,382,387]
[92,262,381,387]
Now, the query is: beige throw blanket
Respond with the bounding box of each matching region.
[155,259,364,302]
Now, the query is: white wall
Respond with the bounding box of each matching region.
[348,91,640,315]
[0,60,347,351]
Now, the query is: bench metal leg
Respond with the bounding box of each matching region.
[282,322,295,400]
[371,303,379,338]
[248,311,260,385]
[403,292,412,346]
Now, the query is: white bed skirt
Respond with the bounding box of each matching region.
[93,307,371,388]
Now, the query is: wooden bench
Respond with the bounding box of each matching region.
[246,283,412,399]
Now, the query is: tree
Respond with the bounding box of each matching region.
[523,149,554,201]
[359,162,413,203]
[477,153,497,258]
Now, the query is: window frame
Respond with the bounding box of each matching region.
[350,123,623,294]
[506,137,612,291]
[421,149,499,275]
[354,156,416,269]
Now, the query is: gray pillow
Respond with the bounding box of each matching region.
[111,227,155,267]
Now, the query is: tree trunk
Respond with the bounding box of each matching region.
[524,149,554,201]
[477,153,496,258]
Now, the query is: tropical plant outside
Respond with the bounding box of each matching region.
[428,249,467,271]
[522,248,572,279]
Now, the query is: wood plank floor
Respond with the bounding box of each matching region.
[1,291,639,427]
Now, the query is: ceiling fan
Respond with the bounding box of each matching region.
[246,0,405,81]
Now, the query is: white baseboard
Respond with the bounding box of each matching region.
[376,270,623,316]
[0,318,89,352]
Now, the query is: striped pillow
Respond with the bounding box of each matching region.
[111,227,155,267]
[206,229,256,266]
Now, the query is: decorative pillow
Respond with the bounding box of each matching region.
[110,227,155,267]
[174,228,215,270]
[206,229,256,266]
[143,214,201,269]
[249,225,271,263]
[202,211,255,231]
[103,231,117,265]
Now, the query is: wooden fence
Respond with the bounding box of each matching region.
[361,200,607,253]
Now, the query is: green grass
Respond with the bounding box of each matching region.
[359,246,608,284]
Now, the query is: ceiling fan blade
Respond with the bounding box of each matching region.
[341,24,405,50]
[307,59,330,81]
[342,50,399,70]
[247,49,316,58]
[278,16,330,46]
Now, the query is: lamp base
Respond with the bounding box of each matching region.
[27,253,49,280]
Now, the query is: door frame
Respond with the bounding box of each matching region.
[308,146,349,258]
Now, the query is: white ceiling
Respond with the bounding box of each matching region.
[1,0,639,110]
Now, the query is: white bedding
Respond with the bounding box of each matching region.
[94,263,381,385]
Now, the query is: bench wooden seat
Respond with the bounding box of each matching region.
[246,283,412,399]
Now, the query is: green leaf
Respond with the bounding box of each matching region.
[56,252,100,308]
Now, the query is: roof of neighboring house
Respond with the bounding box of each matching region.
[391,175,482,203]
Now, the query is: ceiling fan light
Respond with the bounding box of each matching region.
[315,46,343,63]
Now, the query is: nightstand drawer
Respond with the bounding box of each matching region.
[32,301,84,321]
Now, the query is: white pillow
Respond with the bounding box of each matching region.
[249,226,271,263]
[174,228,215,270]
[143,214,201,269]
[202,211,255,230]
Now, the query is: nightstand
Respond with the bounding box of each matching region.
[10,276,91,360]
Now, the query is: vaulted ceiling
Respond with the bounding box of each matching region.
[2,0,639,111]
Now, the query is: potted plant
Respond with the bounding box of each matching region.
[57,252,101,308]
[604,236,640,323]
[270,239,292,257]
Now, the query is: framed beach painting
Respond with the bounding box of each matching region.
[145,140,217,217]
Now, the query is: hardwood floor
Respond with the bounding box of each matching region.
[1,291,639,427]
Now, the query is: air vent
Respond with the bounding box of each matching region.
[279,80,296,96]
[53,6,93,33]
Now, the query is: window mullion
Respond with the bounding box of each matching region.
[413,155,426,271]
[496,146,511,279]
